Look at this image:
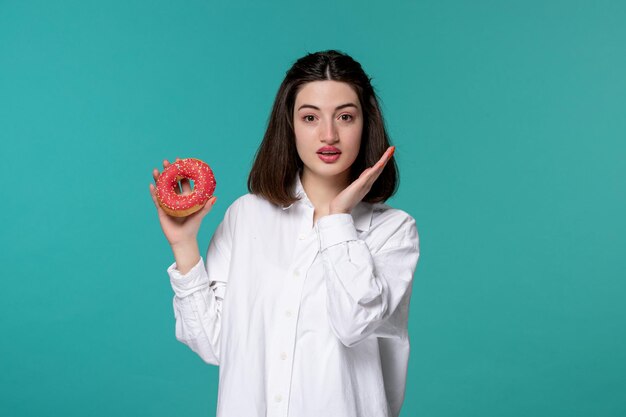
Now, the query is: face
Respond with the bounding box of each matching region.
[293,80,363,186]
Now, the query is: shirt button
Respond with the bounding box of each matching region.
[285,310,293,318]
[298,234,306,240]
[275,394,283,402]
[280,352,287,360]
[294,270,300,277]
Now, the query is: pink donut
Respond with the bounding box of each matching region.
[156,158,216,217]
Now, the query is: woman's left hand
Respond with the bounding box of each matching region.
[329,146,395,215]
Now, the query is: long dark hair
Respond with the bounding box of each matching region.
[247,49,398,207]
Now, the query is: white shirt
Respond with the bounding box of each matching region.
[167,174,420,417]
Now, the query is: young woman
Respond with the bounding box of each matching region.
[149,50,420,417]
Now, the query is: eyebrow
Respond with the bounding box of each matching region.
[297,103,359,111]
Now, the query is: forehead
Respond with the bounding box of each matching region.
[294,80,360,108]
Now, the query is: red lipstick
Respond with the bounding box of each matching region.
[316,146,341,163]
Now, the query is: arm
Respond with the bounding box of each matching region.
[149,158,231,365]
[167,201,236,365]
[317,212,419,347]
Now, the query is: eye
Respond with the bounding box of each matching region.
[339,114,353,122]
[303,115,316,122]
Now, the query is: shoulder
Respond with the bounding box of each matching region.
[229,192,277,212]
[223,192,281,223]
[368,202,419,250]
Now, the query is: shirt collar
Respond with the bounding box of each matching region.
[282,173,373,232]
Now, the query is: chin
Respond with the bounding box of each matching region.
[311,166,351,180]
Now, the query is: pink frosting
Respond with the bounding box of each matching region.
[156,158,216,211]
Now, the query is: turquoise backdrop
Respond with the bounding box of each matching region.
[1,0,625,416]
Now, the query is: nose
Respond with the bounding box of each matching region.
[321,118,338,143]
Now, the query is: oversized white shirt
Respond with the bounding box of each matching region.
[167,174,420,417]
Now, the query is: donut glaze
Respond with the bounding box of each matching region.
[156,158,216,217]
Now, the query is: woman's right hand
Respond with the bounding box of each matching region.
[149,158,218,248]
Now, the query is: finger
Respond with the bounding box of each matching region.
[374,146,395,169]
[203,195,217,212]
[360,170,381,191]
[152,168,160,182]
[358,166,374,180]
[368,155,390,181]
[361,155,387,180]
[188,195,217,221]
[149,184,166,214]
[200,196,217,214]
[150,184,179,223]
[163,159,171,169]
[364,148,394,184]
[365,148,394,185]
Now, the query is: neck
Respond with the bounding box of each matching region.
[300,169,349,218]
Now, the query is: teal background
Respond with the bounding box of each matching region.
[1,0,624,416]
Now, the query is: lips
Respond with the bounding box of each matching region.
[316,146,341,163]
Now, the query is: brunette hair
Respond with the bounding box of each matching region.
[247,49,398,207]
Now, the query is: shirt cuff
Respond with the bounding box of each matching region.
[167,257,210,298]
[316,213,359,251]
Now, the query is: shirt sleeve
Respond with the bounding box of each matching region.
[316,212,420,348]
[167,201,237,365]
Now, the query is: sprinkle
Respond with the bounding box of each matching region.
[155,157,216,217]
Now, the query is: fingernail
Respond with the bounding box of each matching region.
[389,146,396,157]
